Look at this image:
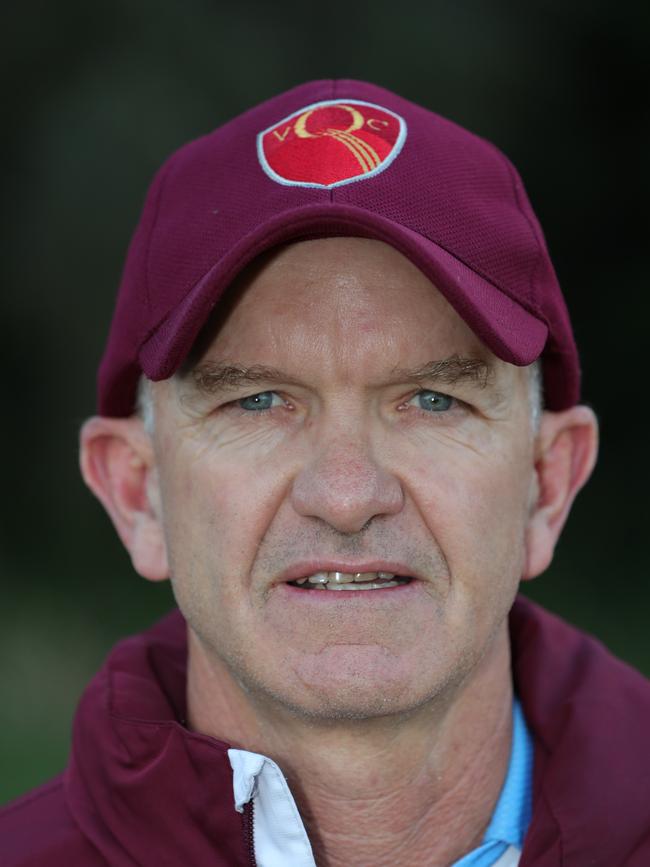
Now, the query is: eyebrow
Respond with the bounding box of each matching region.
[188,363,301,395]
[389,356,492,388]
[186,355,492,396]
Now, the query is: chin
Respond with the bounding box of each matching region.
[261,680,433,723]
[246,645,454,723]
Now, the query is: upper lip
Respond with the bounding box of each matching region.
[278,561,423,585]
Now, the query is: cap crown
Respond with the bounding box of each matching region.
[99,79,578,415]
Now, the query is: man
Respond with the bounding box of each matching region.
[2,79,649,866]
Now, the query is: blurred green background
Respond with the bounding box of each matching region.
[2,0,648,804]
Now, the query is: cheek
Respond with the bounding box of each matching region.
[407,442,533,589]
[157,441,288,598]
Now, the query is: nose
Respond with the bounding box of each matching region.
[290,434,405,534]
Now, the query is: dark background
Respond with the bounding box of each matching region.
[2,0,648,803]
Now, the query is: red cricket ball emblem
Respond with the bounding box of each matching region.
[258,99,407,189]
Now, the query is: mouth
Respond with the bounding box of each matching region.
[287,571,413,591]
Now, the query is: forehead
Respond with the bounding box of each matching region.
[190,237,492,369]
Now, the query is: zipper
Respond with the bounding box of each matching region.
[243,799,257,866]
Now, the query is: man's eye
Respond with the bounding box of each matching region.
[408,390,454,412]
[237,391,283,411]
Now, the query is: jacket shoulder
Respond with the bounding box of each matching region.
[0,775,105,866]
[512,596,650,865]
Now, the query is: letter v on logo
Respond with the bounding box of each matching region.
[272,126,292,143]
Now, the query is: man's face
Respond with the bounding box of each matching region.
[151,238,537,720]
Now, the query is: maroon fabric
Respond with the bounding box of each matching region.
[3,597,649,865]
[98,79,580,417]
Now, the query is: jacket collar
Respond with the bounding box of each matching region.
[65,610,251,866]
[64,598,650,866]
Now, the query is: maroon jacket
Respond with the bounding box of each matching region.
[2,596,649,866]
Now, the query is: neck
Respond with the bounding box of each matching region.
[187,627,514,867]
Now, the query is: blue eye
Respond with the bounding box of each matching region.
[412,390,453,412]
[237,391,280,411]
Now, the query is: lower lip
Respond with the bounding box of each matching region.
[275,579,421,604]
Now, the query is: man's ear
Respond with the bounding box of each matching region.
[79,416,169,582]
[523,405,599,580]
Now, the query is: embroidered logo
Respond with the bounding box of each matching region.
[257,99,407,189]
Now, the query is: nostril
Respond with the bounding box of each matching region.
[290,458,404,533]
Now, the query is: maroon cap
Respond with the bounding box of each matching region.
[98,79,580,416]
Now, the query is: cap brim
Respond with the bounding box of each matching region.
[139,203,548,382]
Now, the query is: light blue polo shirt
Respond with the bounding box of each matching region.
[228,698,533,867]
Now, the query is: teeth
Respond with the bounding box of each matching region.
[307,572,329,584]
[354,572,383,583]
[331,571,355,584]
[325,580,402,591]
[304,570,397,584]
[292,570,405,590]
